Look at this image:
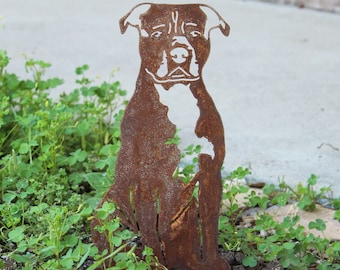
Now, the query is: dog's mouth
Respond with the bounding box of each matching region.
[145,67,200,84]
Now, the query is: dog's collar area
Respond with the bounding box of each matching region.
[145,68,200,84]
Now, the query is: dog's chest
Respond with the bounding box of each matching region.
[155,84,214,158]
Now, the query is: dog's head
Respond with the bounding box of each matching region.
[120,3,230,89]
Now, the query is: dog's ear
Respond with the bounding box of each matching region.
[199,5,230,39]
[119,3,151,36]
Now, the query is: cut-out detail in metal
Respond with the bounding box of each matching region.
[91,3,230,269]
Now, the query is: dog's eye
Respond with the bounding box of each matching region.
[190,31,202,37]
[151,31,163,38]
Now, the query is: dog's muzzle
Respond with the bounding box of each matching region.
[145,36,200,84]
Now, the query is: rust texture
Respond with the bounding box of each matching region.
[91,3,230,269]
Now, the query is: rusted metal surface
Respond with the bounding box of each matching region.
[91,3,230,269]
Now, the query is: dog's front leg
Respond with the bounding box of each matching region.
[197,154,229,269]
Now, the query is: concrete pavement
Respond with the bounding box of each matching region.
[1,0,339,196]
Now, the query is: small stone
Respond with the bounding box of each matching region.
[234,252,245,264]
[232,265,246,270]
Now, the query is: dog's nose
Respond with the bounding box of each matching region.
[170,47,189,64]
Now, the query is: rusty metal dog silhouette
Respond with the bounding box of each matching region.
[91,3,230,269]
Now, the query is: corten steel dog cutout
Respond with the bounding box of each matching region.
[91,3,230,270]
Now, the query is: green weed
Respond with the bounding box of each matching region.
[278,174,332,212]
[0,50,126,269]
[218,167,340,269]
[90,202,166,270]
